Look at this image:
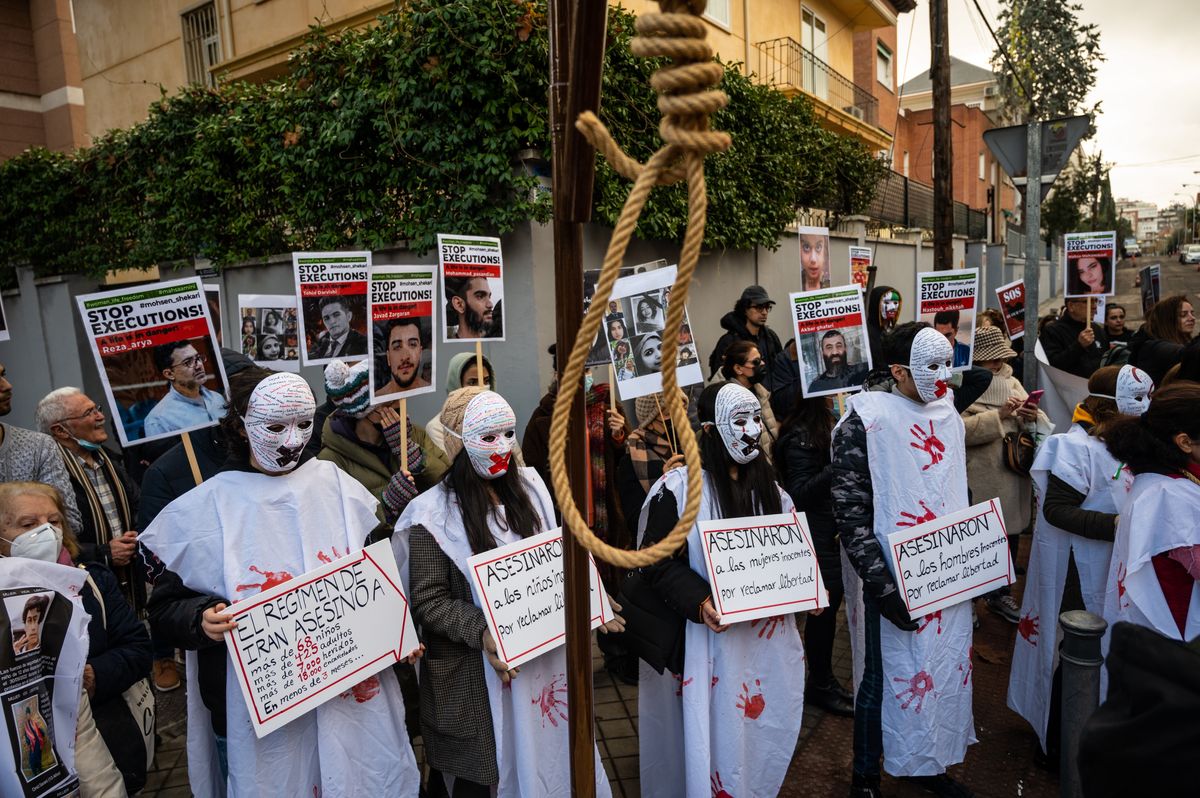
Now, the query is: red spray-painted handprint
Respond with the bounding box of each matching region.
[711,771,733,798]
[340,675,381,703]
[737,679,766,719]
[750,615,785,639]
[909,421,945,470]
[1018,612,1039,645]
[1116,562,1129,609]
[673,674,694,697]
[317,546,345,564]
[236,565,294,593]
[958,646,974,686]
[894,671,934,713]
[532,674,569,728]
[917,610,943,635]
[711,676,720,689]
[897,501,937,528]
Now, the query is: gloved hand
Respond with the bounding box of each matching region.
[382,470,420,524]
[381,415,426,475]
[879,590,919,632]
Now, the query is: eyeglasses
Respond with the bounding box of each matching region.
[171,355,204,370]
[744,358,763,367]
[56,405,102,424]
[751,304,773,313]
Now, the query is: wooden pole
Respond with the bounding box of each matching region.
[549,0,608,793]
[399,399,408,473]
[475,340,484,390]
[181,432,203,487]
[609,363,617,412]
[653,393,677,455]
[930,0,954,271]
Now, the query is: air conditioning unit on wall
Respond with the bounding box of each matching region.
[984,85,998,97]
[844,105,865,120]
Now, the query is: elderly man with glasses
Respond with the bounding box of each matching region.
[142,339,226,438]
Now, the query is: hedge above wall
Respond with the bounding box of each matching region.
[0,0,888,280]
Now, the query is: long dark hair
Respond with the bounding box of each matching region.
[1143,294,1192,345]
[775,393,834,459]
[720,340,758,381]
[1105,383,1200,475]
[443,451,544,555]
[698,383,781,518]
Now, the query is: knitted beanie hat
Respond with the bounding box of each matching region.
[439,386,487,461]
[324,359,370,417]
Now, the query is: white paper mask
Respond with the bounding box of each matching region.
[714,383,762,464]
[461,391,517,479]
[904,327,954,403]
[242,373,316,473]
[1091,365,1153,416]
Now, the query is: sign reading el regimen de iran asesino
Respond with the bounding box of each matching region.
[224,541,419,737]
[886,499,1015,619]
[467,529,613,669]
[699,512,829,624]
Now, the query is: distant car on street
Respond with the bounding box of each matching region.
[1180,244,1200,264]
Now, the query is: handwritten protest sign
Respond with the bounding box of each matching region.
[887,498,1014,619]
[698,512,828,624]
[224,541,418,738]
[77,278,228,447]
[467,529,612,669]
[916,269,979,372]
[238,294,300,372]
[849,246,872,290]
[292,251,371,367]
[789,285,872,399]
[368,266,437,404]
[995,278,1026,340]
[438,234,505,342]
[1064,231,1116,298]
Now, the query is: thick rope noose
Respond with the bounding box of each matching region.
[548,0,730,569]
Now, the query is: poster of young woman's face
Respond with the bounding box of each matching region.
[799,226,832,291]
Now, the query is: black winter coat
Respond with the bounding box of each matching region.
[773,426,840,585]
[1126,328,1192,385]
[1039,315,1108,378]
[707,311,784,388]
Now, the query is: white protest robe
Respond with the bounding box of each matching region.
[397,467,610,798]
[837,390,975,776]
[0,558,90,798]
[641,467,805,798]
[140,459,419,798]
[1102,473,1200,648]
[1007,424,1132,750]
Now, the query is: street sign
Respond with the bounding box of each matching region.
[984,115,1090,201]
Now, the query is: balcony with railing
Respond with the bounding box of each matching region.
[756,36,879,130]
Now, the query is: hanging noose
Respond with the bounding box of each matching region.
[548,0,730,568]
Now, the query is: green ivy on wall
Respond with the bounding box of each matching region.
[0,0,887,280]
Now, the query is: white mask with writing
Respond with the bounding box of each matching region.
[460,391,517,479]
[1090,364,1154,416]
[242,373,316,474]
[900,327,954,403]
[713,383,762,464]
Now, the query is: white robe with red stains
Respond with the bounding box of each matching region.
[1102,473,1200,649]
[140,458,420,798]
[838,390,975,776]
[396,467,611,798]
[1007,424,1132,750]
[636,467,805,798]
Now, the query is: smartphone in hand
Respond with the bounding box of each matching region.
[1022,389,1045,407]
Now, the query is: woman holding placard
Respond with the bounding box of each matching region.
[635,382,806,798]
[1007,364,1150,759]
[141,368,420,798]
[396,387,613,798]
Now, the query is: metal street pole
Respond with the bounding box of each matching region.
[547,1,608,793]
[1022,117,1041,390]
[930,0,954,270]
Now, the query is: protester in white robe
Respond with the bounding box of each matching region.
[635,382,806,798]
[141,370,420,798]
[1007,365,1149,752]
[1101,383,1200,645]
[832,324,975,798]
[395,387,613,798]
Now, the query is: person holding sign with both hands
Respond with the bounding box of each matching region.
[635,382,808,798]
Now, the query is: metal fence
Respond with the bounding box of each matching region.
[866,169,989,240]
[756,37,878,128]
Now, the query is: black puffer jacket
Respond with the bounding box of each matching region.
[707,312,784,388]
[1039,315,1108,378]
[1126,328,1193,385]
[773,425,840,585]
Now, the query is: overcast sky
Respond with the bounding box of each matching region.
[896,0,1199,209]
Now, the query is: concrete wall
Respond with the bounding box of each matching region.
[0,218,974,452]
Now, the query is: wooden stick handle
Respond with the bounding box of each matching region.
[608,363,617,412]
[400,398,408,473]
[475,340,484,389]
[654,393,677,455]
[181,431,203,487]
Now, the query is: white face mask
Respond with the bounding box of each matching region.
[901,327,954,403]
[713,383,762,464]
[461,391,517,479]
[242,373,316,474]
[1091,365,1154,416]
[7,523,63,563]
